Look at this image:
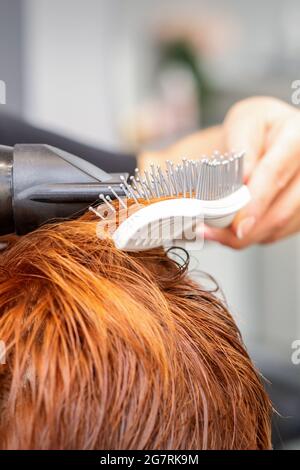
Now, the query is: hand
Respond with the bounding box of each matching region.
[137,125,224,172]
[204,96,300,248]
[138,96,300,248]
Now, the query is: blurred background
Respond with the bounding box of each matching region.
[1,0,300,449]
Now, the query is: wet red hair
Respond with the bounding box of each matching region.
[0,213,272,449]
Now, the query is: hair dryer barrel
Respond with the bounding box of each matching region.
[0,145,14,234]
[0,144,128,235]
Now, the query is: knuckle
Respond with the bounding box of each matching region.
[226,99,251,119]
[261,234,278,244]
[261,159,291,189]
[260,238,272,245]
[273,212,290,231]
[227,96,291,124]
[233,243,244,250]
[230,238,247,250]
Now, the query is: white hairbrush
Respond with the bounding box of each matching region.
[90,152,250,251]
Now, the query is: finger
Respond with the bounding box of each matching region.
[232,121,300,239]
[203,225,246,250]
[205,170,300,248]
[225,97,295,180]
[224,100,268,179]
[261,220,300,244]
[253,170,300,244]
[233,168,300,245]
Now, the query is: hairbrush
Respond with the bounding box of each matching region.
[90,151,250,251]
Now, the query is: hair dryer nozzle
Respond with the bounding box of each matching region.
[0,146,14,235]
[0,144,128,235]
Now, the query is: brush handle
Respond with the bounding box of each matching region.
[205,214,236,228]
[112,186,251,251]
[203,185,251,228]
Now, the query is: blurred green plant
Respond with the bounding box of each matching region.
[158,39,214,125]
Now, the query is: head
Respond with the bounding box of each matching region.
[0,211,272,449]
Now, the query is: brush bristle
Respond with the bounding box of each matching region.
[129,151,244,201]
[95,151,245,214]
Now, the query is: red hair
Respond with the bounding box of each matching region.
[0,213,272,449]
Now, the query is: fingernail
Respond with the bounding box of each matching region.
[237,216,255,240]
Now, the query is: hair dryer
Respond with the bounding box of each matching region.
[0,144,128,235]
